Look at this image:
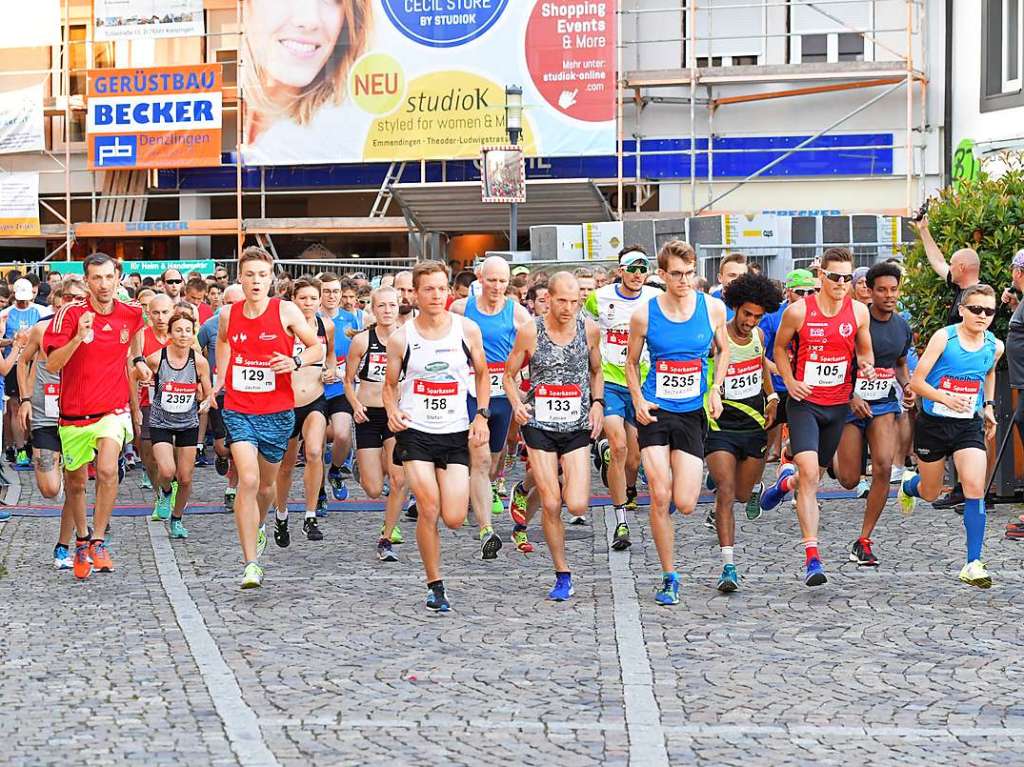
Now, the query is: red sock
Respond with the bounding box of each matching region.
[781,475,796,493]
[804,541,819,564]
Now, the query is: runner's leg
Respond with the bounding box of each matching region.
[833,423,865,490]
[642,444,675,571]
[91,437,122,540]
[604,416,629,506]
[172,445,196,517]
[405,460,444,582]
[861,414,897,539]
[707,450,738,549]
[274,439,299,519]
[357,447,386,498]
[954,447,988,562]
[381,438,407,540]
[32,448,62,499]
[231,441,262,562]
[529,448,565,570]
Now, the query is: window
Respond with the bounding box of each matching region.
[1004,0,1022,92]
[983,0,1024,111]
[801,34,828,63]
[838,33,865,62]
[696,56,723,68]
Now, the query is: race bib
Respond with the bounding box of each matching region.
[488,362,506,398]
[604,328,629,366]
[655,359,702,400]
[932,377,980,419]
[367,352,387,383]
[854,367,895,401]
[44,382,60,418]
[804,357,847,388]
[161,381,197,413]
[232,362,276,393]
[412,379,460,425]
[723,358,762,400]
[535,383,583,424]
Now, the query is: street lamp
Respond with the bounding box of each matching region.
[505,85,523,252]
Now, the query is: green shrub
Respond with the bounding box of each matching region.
[901,152,1024,346]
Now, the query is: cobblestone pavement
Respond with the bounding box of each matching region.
[2,459,1024,766]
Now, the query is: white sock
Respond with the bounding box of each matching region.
[275,508,288,522]
[721,546,734,566]
[304,510,316,520]
[614,505,627,525]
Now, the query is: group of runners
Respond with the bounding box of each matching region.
[12,233,1009,609]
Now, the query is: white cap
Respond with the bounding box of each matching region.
[13,278,33,301]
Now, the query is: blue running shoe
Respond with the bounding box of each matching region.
[426,587,451,612]
[760,464,796,512]
[317,488,328,517]
[0,509,11,522]
[547,573,574,602]
[329,467,349,501]
[716,564,739,593]
[804,557,828,587]
[654,573,680,606]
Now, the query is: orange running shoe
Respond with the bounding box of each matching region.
[73,541,92,580]
[90,540,114,573]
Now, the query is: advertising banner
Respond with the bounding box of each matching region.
[241,0,615,166]
[50,259,216,276]
[94,0,205,41]
[86,64,223,170]
[0,84,45,155]
[0,1,59,49]
[0,173,41,237]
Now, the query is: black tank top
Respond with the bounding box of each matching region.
[358,326,389,383]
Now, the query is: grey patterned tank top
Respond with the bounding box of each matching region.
[149,348,200,431]
[30,360,61,429]
[526,315,591,432]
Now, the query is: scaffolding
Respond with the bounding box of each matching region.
[0,0,932,263]
[615,0,929,218]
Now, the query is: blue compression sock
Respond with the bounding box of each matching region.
[902,473,921,498]
[963,498,986,563]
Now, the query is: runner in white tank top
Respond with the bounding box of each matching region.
[383,261,491,614]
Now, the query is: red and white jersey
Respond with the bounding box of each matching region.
[223,298,295,415]
[793,294,858,406]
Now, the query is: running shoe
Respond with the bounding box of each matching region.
[598,438,610,488]
[73,542,91,580]
[760,464,796,511]
[169,518,189,539]
[5,446,15,463]
[611,522,631,551]
[339,457,355,481]
[958,560,992,589]
[274,516,290,548]
[377,537,398,562]
[716,564,740,593]
[804,557,827,587]
[570,516,587,526]
[224,487,237,513]
[329,469,349,501]
[405,502,418,520]
[53,543,73,570]
[118,456,127,484]
[855,478,870,499]
[703,509,716,530]
[303,517,323,541]
[140,474,153,491]
[317,488,328,518]
[592,439,604,471]
[890,465,904,483]
[625,486,638,512]
[124,451,138,471]
[154,490,173,521]
[655,573,680,606]
[745,483,764,521]
[15,448,29,468]
[195,447,210,467]
[897,470,917,516]
[382,478,390,497]
[426,586,451,612]
[380,524,403,544]
[480,527,502,560]
[256,524,267,559]
[637,464,648,488]
[90,540,114,573]
[490,483,505,515]
[933,486,965,510]
[495,476,507,497]
[508,481,529,526]
[0,509,11,522]
[849,537,878,566]
[547,573,574,602]
[241,562,264,589]
[215,455,230,476]
[511,529,534,553]
[705,473,717,492]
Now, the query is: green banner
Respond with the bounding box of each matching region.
[50,259,216,277]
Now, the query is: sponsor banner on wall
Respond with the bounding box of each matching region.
[86,64,222,170]
[94,0,205,41]
[50,258,216,275]
[0,84,45,155]
[242,0,615,165]
[0,173,41,237]
[0,1,59,49]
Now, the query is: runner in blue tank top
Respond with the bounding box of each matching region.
[452,256,532,559]
[898,284,1003,589]
[625,241,730,606]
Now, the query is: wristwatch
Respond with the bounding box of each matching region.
[984,399,996,408]
[592,397,605,407]
[132,355,146,366]
[475,407,491,420]
[293,355,303,370]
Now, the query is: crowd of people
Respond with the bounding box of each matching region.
[2,222,1020,609]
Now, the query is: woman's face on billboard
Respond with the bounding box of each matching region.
[249,0,343,89]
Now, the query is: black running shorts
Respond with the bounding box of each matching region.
[355,406,394,450]
[913,411,985,463]
[292,396,328,439]
[637,408,708,459]
[521,425,590,457]
[786,399,849,467]
[705,429,767,461]
[394,428,469,469]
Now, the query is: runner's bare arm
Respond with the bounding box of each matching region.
[909,329,958,409]
[344,331,368,419]
[276,301,322,371]
[383,327,409,432]
[586,318,605,439]
[449,298,467,316]
[512,302,532,329]
[463,318,490,413]
[145,349,161,374]
[853,301,876,377]
[214,305,230,393]
[626,303,655,423]
[706,299,729,419]
[912,216,951,282]
[984,341,1004,438]
[773,301,810,400]
[16,325,42,403]
[196,355,214,411]
[324,322,338,381]
[129,327,152,383]
[503,320,536,423]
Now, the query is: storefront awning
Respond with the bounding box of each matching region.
[392,179,613,233]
